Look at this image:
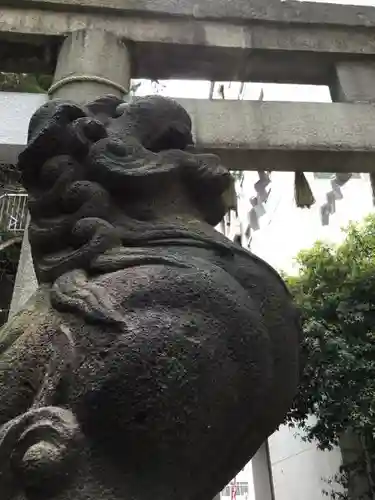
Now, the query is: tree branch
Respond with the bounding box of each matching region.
[0,236,22,253]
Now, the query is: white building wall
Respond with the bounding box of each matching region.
[269,422,343,500]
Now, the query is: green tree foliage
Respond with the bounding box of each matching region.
[284,214,375,498]
[0,72,52,93]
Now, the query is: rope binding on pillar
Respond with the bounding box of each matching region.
[48,75,128,96]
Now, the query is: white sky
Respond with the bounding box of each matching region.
[133,80,332,103]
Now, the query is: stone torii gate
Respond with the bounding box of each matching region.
[3,0,375,173]
[1,0,375,499]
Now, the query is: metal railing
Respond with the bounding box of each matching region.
[0,193,28,234]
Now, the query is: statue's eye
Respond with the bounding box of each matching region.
[115,102,127,116]
[145,125,193,153]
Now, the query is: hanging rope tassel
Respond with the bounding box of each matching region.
[369,172,375,205]
[294,171,315,208]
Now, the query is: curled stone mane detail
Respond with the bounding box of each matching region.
[0,406,82,499]
[0,323,82,500]
[18,95,233,284]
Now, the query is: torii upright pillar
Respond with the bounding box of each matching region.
[9,29,131,316]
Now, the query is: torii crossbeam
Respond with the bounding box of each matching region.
[1,0,375,173]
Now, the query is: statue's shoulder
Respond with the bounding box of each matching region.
[224,244,293,298]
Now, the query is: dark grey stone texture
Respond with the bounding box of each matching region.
[0,94,301,500]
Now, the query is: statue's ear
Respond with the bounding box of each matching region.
[221,175,237,213]
[84,95,124,125]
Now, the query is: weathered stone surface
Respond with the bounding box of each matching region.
[51,29,131,103]
[3,4,375,84]
[9,214,37,318]
[0,94,301,500]
[5,91,375,173]
[179,99,375,154]
[331,62,375,103]
[7,0,375,27]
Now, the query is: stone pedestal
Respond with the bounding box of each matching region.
[9,29,131,316]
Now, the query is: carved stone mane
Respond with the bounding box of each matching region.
[0,95,301,500]
[19,95,232,284]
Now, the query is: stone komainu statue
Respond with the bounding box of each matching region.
[0,95,301,500]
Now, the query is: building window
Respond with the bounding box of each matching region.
[221,482,249,497]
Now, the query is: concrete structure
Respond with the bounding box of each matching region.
[2,1,375,172]
[5,90,375,172]
[4,0,375,84]
[51,28,131,103]
[2,0,375,498]
[269,421,343,500]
